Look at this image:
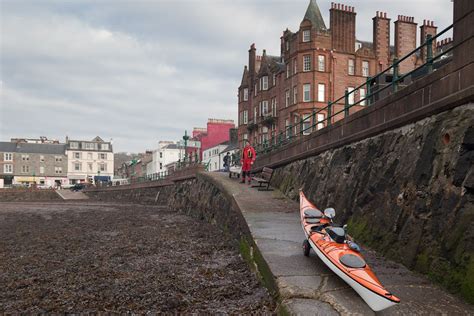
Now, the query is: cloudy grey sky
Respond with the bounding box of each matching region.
[0,0,453,152]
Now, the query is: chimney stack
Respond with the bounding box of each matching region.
[373,11,391,71]
[330,2,356,53]
[420,19,437,62]
[394,15,418,74]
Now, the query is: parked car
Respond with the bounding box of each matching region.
[70,183,86,192]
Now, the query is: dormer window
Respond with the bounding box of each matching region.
[272,73,276,86]
[243,88,248,101]
[303,30,310,42]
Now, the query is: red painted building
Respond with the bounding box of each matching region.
[192,119,235,159]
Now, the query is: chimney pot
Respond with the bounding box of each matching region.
[423,19,426,25]
[384,12,387,18]
[376,11,379,17]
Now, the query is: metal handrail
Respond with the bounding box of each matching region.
[255,23,455,155]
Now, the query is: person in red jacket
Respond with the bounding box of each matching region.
[241,139,256,184]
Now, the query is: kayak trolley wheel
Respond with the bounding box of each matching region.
[302,239,311,257]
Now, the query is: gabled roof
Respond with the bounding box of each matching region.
[92,136,104,142]
[303,0,327,32]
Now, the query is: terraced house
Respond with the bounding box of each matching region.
[0,141,68,188]
[66,136,114,184]
[237,0,441,147]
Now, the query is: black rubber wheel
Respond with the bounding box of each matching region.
[302,239,311,257]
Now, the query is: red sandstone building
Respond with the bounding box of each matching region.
[237,0,442,147]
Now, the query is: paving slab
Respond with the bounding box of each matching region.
[206,172,474,315]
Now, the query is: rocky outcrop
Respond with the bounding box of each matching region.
[269,103,474,303]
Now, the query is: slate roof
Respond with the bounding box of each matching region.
[0,142,67,154]
[303,0,327,32]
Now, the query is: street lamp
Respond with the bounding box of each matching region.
[183,130,190,163]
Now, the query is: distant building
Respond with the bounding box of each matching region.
[66,136,114,184]
[0,141,68,187]
[202,128,239,171]
[10,136,60,144]
[202,141,230,172]
[147,141,184,176]
[191,119,235,160]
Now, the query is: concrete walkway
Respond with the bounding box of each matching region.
[207,172,473,315]
[56,190,89,200]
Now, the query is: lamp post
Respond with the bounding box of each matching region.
[183,130,190,163]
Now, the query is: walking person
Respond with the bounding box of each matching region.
[241,139,256,184]
[223,152,231,172]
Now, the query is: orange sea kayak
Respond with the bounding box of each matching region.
[300,190,400,311]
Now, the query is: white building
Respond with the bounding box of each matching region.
[147,141,184,176]
[66,136,114,184]
[202,141,230,172]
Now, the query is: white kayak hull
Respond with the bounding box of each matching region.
[308,238,398,312]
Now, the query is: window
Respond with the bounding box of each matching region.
[318,55,325,72]
[243,133,248,142]
[348,59,355,75]
[348,87,355,105]
[101,143,109,150]
[159,163,163,170]
[303,55,311,72]
[4,164,12,173]
[74,163,82,171]
[99,153,107,160]
[362,61,369,77]
[318,84,325,102]
[70,142,78,149]
[21,165,29,173]
[99,163,107,172]
[83,142,94,150]
[88,163,93,172]
[272,74,276,86]
[55,156,62,162]
[87,153,93,160]
[293,58,297,74]
[294,116,299,135]
[262,76,268,90]
[74,152,81,159]
[159,152,163,158]
[38,155,44,162]
[254,107,257,120]
[243,88,248,101]
[302,114,311,135]
[303,84,311,102]
[286,64,290,78]
[285,119,290,138]
[261,100,269,115]
[254,83,257,96]
[4,153,12,161]
[285,90,290,107]
[285,41,289,51]
[273,99,278,116]
[55,167,62,174]
[303,30,310,42]
[40,166,45,174]
[293,86,297,104]
[360,88,366,105]
[243,110,248,124]
[317,113,325,130]
[22,155,29,161]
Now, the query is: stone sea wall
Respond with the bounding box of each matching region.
[0,189,62,202]
[269,103,474,303]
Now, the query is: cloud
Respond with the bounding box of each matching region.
[0,0,453,152]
